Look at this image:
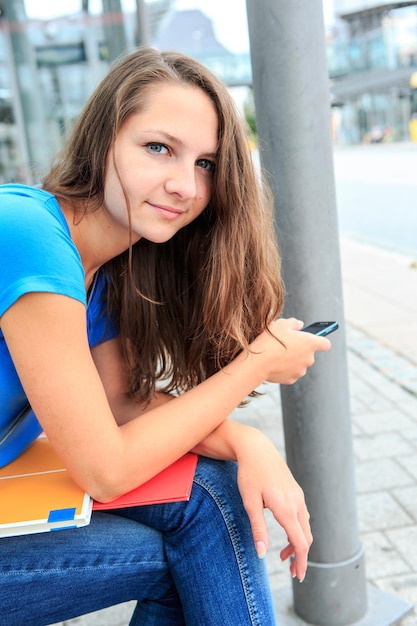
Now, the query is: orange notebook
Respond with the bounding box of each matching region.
[0,436,92,537]
[0,437,198,537]
[93,452,198,510]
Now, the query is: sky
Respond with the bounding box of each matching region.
[23,0,335,54]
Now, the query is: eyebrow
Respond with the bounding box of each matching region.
[144,129,218,159]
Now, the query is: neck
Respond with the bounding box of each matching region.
[58,200,129,289]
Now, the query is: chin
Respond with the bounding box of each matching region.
[141,232,178,245]
[140,226,183,245]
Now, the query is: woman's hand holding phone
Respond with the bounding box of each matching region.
[250,317,332,385]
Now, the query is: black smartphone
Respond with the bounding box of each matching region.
[301,321,339,337]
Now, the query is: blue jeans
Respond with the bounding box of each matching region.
[0,458,276,625]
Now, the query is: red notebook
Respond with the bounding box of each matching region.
[93,452,198,510]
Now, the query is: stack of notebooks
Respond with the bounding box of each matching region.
[0,436,198,538]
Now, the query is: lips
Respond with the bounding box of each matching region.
[149,202,184,220]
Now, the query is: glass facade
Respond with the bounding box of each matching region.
[333,0,417,16]
[328,7,417,77]
[328,4,417,143]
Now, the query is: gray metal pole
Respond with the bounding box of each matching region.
[82,2,102,88]
[134,0,148,47]
[245,1,411,624]
[102,0,128,62]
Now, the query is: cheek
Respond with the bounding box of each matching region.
[104,179,125,211]
[197,179,213,208]
[194,194,209,218]
[103,170,130,221]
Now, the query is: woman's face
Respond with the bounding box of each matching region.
[103,82,219,246]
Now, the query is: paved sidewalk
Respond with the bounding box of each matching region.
[53,236,417,626]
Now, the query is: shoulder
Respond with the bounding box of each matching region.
[0,184,86,317]
[0,183,55,206]
[0,183,81,279]
[1,183,74,251]
[0,184,65,233]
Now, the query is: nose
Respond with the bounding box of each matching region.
[164,160,197,200]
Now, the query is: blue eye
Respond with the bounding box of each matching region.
[147,142,169,154]
[196,158,215,173]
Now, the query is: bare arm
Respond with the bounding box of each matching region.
[94,337,314,582]
[1,292,329,509]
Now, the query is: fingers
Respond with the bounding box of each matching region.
[270,481,312,582]
[244,496,270,559]
[273,318,333,353]
[257,492,312,581]
[280,543,302,580]
[314,336,332,353]
[285,317,304,331]
[270,317,304,333]
[279,507,313,582]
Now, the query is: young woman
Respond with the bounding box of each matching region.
[0,47,331,625]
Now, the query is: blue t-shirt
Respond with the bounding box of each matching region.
[0,184,117,440]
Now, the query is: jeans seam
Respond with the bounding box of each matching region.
[0,561,166,576]
[193,474,261,626]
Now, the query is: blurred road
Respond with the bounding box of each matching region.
[333,142,417,257]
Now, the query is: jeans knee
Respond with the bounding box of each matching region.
[193,457,240,504]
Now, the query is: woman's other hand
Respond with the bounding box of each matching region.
[235,426,312,582]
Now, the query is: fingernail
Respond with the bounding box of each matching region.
[256,541,267,559]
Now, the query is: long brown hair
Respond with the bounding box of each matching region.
[42,47,284,402]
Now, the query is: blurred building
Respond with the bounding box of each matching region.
[2,0,414,182]
[0,1,250,183]
[0,0,175,182]
[327,0,417,143]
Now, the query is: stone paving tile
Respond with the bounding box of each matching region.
[386,527,417,571]
[377,381,417,405]
[406,380,417,395]
[357,492,413,533]
[347,351,375,376]
[397,402,417,421]
[355,459,414,493]
[354,409,416,435]
[347,325,417,398]
[353,432,416,462]
[362,531,411,580]
[351,416,366,436]
[354,391,396,412]
[397,455,417,483]
[348,373,374,396]
[400,429,417,449]
[393,486,417,522]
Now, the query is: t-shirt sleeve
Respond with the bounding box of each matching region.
[0,187,86,318]
[0,186,119,349]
